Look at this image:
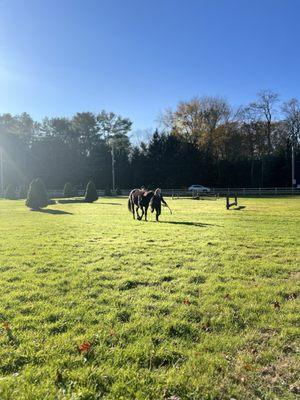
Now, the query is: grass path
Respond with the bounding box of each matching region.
[0,197,299,399]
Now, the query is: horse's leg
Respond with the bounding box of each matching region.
[129,197,135,219]
[139,207,144,221]
[136,206,141,220]
[145,206,148,221]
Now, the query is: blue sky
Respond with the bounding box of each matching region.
[0,0,300,133]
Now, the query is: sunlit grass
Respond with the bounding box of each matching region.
[0,197,299,399]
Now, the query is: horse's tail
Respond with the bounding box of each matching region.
[128,196,132,212]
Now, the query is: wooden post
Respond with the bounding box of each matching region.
[226,195,238,209]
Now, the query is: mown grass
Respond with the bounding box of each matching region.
[0,196,299,400]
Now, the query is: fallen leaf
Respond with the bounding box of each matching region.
[79,341,91,353]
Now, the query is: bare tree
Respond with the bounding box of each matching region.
[130,128,153,147]
[281,98,300,146]
[249,90,279,154]
[237,105,268,186]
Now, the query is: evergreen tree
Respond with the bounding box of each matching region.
[84,181,98,203]
[26,178,48,209]
[63,182,73,197]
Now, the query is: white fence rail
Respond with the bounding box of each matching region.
[163,187,300,197]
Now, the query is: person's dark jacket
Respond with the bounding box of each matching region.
[150,193,167,214]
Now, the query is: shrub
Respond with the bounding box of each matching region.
[4,184,16,200]
[115,187,122,195]
[104,187,111,196]
[26,178,48,210]
[63,182,73,197]
[84,181,98,203]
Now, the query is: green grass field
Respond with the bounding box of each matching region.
[0,197,299,400]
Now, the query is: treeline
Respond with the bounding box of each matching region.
[0,90,299,190]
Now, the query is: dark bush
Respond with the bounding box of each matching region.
[104,188,111,196]
[4,184,17,200]
[115,187,122,195]
[26,178,48,210]
[84,181,98,203]
[63,182,73,197]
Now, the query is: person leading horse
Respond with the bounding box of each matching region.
[128,187,170,222]
[150,188,170,221]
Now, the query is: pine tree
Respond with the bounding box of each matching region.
[84,181,98,203]
[26,178,48,210]
[63,182,73,197]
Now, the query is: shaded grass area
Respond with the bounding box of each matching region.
[0,197,299,399]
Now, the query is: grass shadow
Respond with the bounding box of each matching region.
[192,197,218,201]
[97,202,122,206]
[57,199,85,204]
[33,208,73,215]
[232,206,246,211]
[158,221,218,227]
[57,199,122,206]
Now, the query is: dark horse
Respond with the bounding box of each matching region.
[128,189,154,221]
